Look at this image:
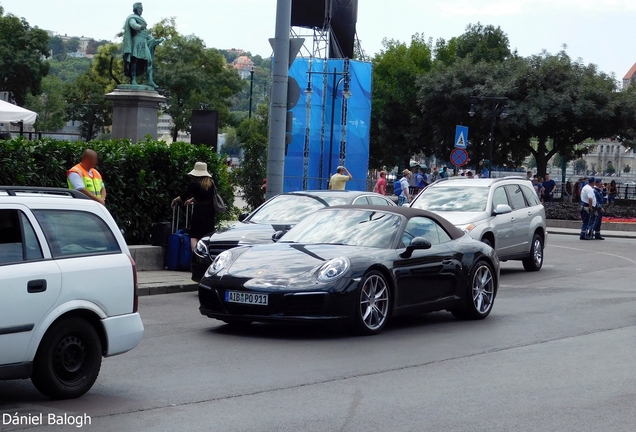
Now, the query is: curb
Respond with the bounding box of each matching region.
[138,283,198,296]
[547,228,636,240]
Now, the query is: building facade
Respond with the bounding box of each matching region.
[582,140,635,175]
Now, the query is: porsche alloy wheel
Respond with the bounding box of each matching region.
[355,271,391,335]
[451,262,495,320]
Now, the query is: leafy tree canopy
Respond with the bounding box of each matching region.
[0,6,50,105]
[25,75,67,132]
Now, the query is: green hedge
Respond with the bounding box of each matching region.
[0,137,234,244]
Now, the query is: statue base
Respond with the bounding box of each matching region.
[105,87,166,142]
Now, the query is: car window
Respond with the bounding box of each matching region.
[282,209,401,249]
[0,209,43,264]
[353,196,370,205]
[411,186,489,212]
[369,196,391,206]
[504,184,527,210]
[319,196,350,206]
[249,195,327,223]
[33,210,120,258]
[402,217,451,247]
[521,185,541,206]
[492,187,509,208]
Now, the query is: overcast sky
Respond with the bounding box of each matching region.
[3,0,635,80]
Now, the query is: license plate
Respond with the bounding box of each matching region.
[225,291,268,306]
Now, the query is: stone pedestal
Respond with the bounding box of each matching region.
[105,86,165,142]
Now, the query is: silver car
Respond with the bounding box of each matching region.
[410,177,547,271]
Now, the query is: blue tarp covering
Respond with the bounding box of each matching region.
[284,58,372,192]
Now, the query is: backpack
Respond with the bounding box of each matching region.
[393,179,403,196]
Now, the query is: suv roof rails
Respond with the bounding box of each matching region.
[0,186,90,199]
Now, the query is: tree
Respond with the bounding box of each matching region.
[25,76,67,131]
[0,7,50,105]
[606,161,616,175]
[624,164,631,174]
[455,23,513,63]
[220,127,242,157]
[370,34,433,168]
[153,32,243,140]
[86,39,109,55]
[47,57,91,82]
[64,37,80,53]
[234,103,268,210]
[574,158,587,174]
[507,51,621,176]
[64,69,112,140]
[49,35,65,56]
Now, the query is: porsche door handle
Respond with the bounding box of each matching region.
[27,279,47,293]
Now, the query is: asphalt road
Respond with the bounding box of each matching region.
[2,234,636,432]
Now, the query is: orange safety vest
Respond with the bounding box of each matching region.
[67,163,103,198]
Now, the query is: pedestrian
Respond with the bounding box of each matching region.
[261,178,267,203]
[564,181,573,203]
[608,180,618,204]
[431,168,439,182]
[526,170,533,181]
[592,178,605,240]
[398,169,412,206]
[579,177,597,240]
[573,178,582,203]
[328,166,352,190]
[67,149,107,205]
[439,167,449,179]
[374,170,387,195]
[466,171,474,179]
[171,162,218,251]
[542,174,556,202]
[415,169,426,189]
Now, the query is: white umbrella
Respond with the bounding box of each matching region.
[0,99,37,124]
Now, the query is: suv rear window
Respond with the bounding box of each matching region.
[33,210,121,258]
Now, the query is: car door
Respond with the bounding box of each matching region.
[504,184,532,254]
[0,207,62,365]
[490,186,516,255]
[394,217,458,307]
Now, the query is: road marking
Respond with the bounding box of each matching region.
[550,244,636,265]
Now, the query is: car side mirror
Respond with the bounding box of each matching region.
[493,204,512,215]
[272,230,285,243]
[238,212,250,222]
[399,236,432,258]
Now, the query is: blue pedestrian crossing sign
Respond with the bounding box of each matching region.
[455,125,468,149]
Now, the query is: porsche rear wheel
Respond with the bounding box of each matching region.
[354,271,391,335]
[451,261,495,320]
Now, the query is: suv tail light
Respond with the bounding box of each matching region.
[128,255,139,313]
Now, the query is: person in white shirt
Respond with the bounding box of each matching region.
[398,170,412,206]
[579,177,597,240]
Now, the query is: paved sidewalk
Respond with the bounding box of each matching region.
[137,270,197,296]
[547,227,636,239]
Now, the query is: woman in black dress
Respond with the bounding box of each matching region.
[171,162,217,251]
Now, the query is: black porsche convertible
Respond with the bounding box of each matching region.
[199,205,499,335]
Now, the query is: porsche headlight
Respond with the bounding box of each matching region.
[194,240,209,258]
[317,257,350,282]
[206,250,232,277]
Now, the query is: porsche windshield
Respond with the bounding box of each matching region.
[411,186,489,212]
[281,209,401,248]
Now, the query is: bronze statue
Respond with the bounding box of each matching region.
[122,2,164,88]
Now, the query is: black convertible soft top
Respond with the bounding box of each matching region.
[327,205,466,240]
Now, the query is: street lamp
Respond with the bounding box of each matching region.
[306,67,352,189]
[469,96,509,178]
[248,67,255,119]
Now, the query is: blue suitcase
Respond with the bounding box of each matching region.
[166,205,192,271]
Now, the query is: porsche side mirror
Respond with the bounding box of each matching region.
[272,230,285,242]
[400,236,432,258]
[493,204,512,215]
[238,212,250,222]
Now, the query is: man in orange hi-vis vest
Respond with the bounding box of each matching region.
[67,149,107,205]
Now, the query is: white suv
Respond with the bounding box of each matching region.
[0,186,144,399]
